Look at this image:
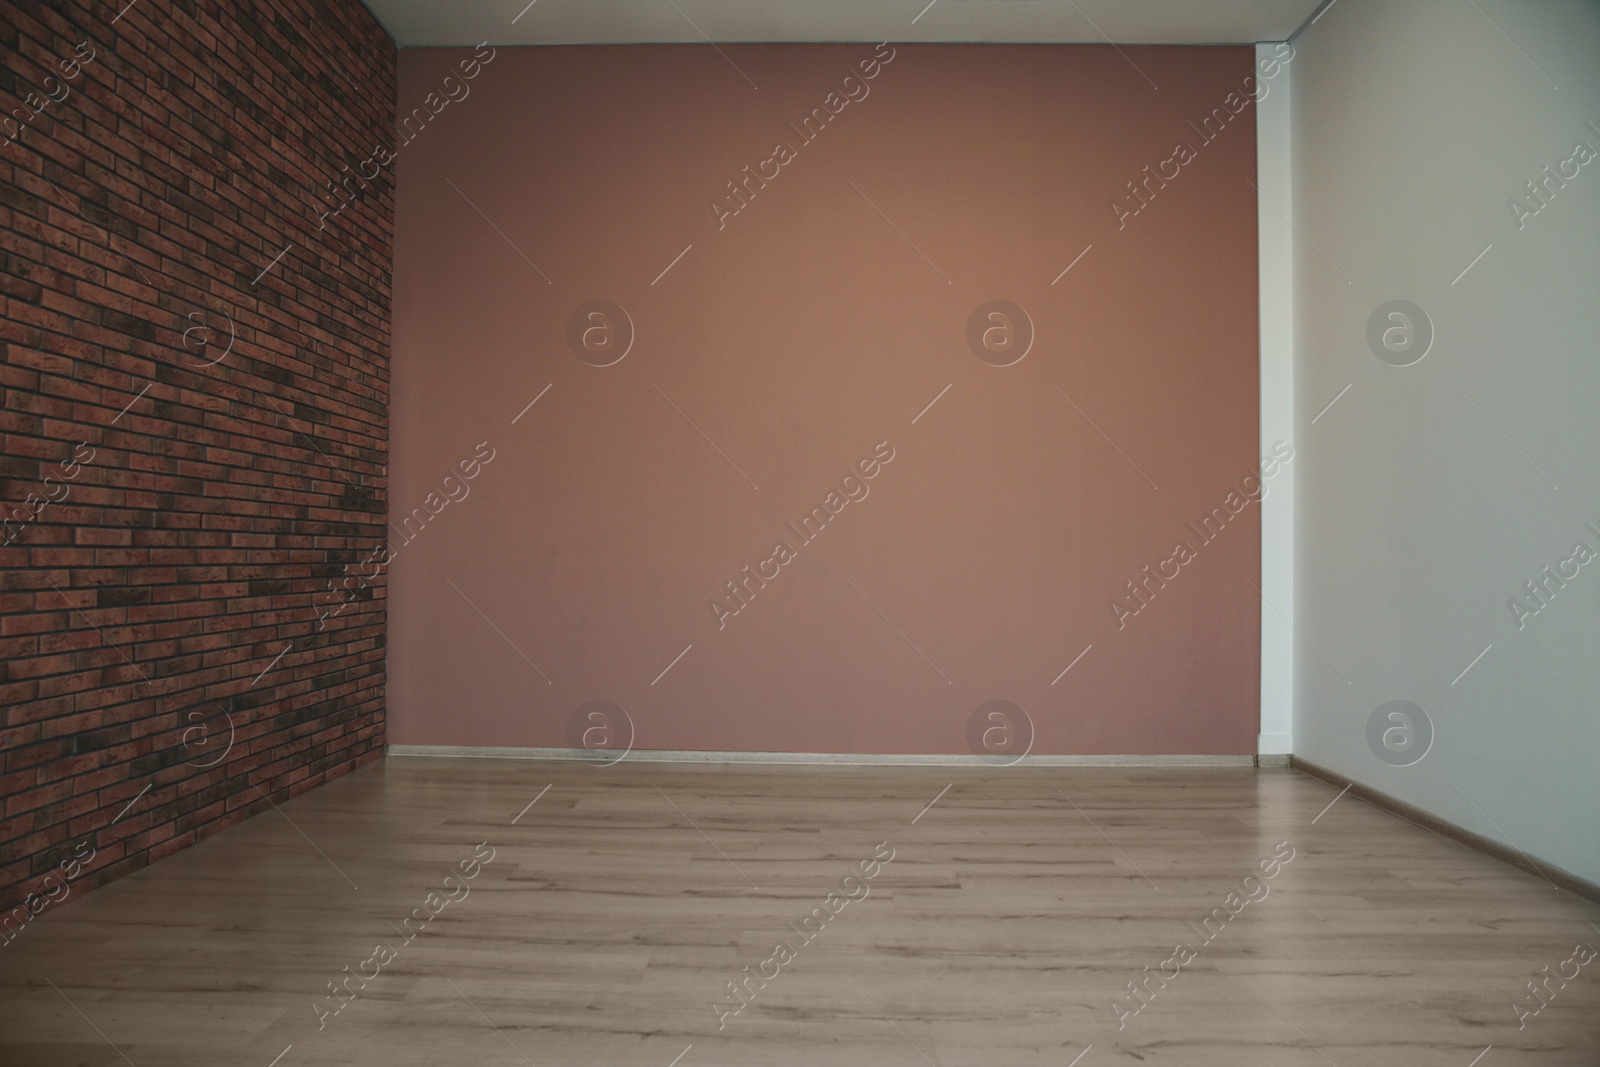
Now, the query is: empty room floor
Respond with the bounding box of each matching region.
[1,761,1596,1066]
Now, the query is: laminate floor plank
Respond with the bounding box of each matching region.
[0,760,1595,1066]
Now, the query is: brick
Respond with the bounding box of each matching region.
[0,0,392,913]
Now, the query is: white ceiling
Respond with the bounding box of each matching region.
[362,0,1326,48]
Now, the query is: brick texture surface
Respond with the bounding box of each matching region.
[0,0,394,919]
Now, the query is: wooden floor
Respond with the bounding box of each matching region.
[2,760,1597,1066]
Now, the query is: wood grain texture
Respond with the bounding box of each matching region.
[1,759,1596,1066]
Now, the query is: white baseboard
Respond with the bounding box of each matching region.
[385,745,1257,767]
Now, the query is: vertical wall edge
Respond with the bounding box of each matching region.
[1256,41,1295,756]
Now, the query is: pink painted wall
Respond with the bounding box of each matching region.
[388,43,1264,755]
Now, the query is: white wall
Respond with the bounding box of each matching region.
[1291,0,1600,885]
[1257,42,1295,757]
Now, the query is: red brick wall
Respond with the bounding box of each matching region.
[0,0,394,921]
